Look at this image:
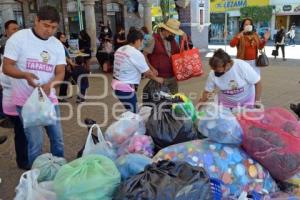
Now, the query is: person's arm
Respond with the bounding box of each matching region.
[229,31,244,47]
[116,37,126,43]
[143,69,163,84]
[143,50,158,76]
[3,57,39,87]
[41,64,65,95]
[258,32,270,49]
[254,80,262,102]
[199,90,210,104]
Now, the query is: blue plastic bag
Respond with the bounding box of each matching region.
[116,154,152,180]
[21,87,56,128]
[198,107,243,144]
[82,124,117,160]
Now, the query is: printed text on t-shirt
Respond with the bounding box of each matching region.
[222,87,244,95]
[114,51,129,67]
[26,58,54,73]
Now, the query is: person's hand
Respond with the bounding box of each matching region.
[254,100,263,109]
[41,82,52,96]
[196,98,206,110]
[237,31,244,38]
[23,72,39,88]
[264,31,271,41]
[151,67,158,76]
[155,77,164,84]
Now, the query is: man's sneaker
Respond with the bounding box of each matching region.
[0,136,7,144]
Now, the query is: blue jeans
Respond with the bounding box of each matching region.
[0,89,6,119]
[114,90,138,113]
[16,105,64,167]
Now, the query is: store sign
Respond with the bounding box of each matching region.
[106,3,120,12]
[276,4,300,14]
[211,0,269,13]
[283,5,292,11]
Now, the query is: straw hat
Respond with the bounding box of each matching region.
[158,19,184,36]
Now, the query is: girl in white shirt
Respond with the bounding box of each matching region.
[112,29,163,113]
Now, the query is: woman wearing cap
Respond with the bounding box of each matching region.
[112,29,163,113]
[143,19,185,94]
[230,18,270,76]
[198,49,262,110]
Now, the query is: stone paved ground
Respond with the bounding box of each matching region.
[1,44,300,199]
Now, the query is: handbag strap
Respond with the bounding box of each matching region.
[179,36,189,53]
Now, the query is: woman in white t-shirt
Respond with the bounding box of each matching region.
[112,29,163,113]
[198,49,262,109]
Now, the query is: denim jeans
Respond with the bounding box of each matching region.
[114,90,138,113]
[16,105,64,167]
[7,115,29,169]
[0,89,6,119]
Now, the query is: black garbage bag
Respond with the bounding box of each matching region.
[146,100,198,151]
[142,80,170,105]
[113,160,212,200]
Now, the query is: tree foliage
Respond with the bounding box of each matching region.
[240,6,273,23]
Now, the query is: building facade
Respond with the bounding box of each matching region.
[1,0,210,53]
[210,0,270,42]
[270,0,300,40]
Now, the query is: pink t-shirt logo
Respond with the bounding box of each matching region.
[26,58,54,73]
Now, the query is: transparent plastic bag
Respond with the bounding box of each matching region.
[116,153,152,180]
[105,111,145,146]
[198,107,243,144]
[117,135,154,157]
[21,87,56,128]
[82,124,117,160]
[14,169,57,200]
[153,140,278,198]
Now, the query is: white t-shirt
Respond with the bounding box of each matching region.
[113,45,149,85]
[205,59,260,108]
[4,29,66,106]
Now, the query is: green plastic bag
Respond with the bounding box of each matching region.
[172,93,197,122]
[54,155,121,200]
[32,153,67,182]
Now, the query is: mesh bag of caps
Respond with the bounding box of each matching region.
[152,139,278,198]
[238,107,300,181]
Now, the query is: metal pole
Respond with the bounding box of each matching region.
[224,0,228,52]
[77,0,83,30]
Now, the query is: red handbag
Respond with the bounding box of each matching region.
[171,38,204,81]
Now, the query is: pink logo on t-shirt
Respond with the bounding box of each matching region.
[26,58,54,73]
[222,87,244,95]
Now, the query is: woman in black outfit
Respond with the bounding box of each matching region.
[79,30,92,66]
[274,27,286,61]
[56,32,76,102]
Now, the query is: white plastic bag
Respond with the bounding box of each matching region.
[21,87,56,128]
[138,106,152,124]
[82,124,117,160]
[14,169,57,200]
[105,111,146,145]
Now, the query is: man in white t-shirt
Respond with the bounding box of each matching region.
[198,49,261,109]
[2,6,66,166]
